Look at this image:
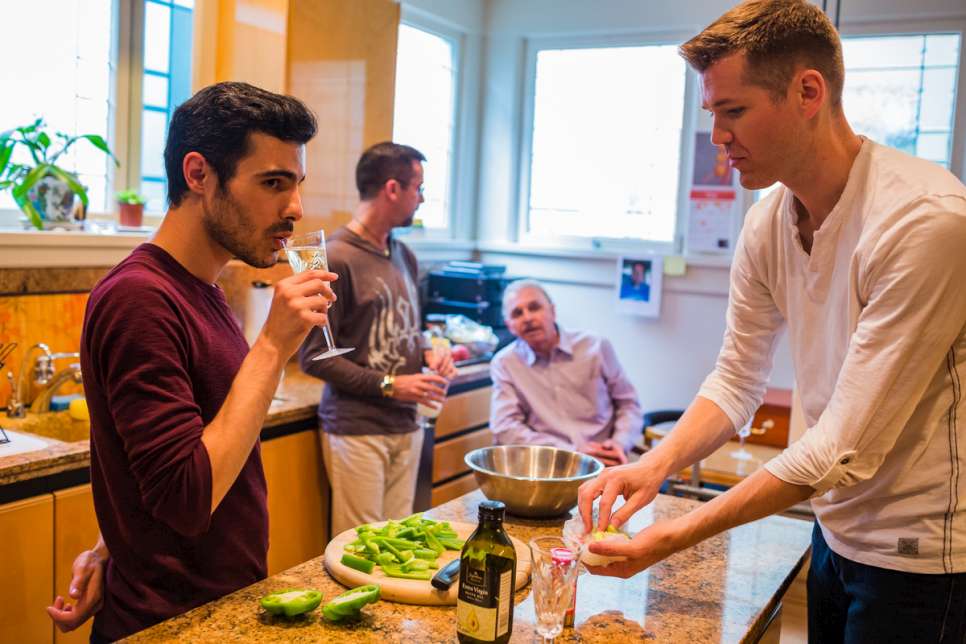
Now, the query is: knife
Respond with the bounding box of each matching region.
[431,558,461,591]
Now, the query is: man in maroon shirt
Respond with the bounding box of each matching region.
[46,82,336,641]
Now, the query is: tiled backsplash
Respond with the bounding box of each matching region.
[0,258,294,409]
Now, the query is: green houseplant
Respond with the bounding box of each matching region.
[0,118,118,230]
[116,189,148,228]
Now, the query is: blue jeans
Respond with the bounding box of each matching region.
[808,523,966,643]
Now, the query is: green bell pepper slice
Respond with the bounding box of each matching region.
[260,589,323,617]
[322,584,381,622]
[341,553,375,574]
[381,564,432,580]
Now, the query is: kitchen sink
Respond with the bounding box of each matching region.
[0,429,53,457]
[1,410,90,443]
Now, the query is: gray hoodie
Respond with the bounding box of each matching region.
[299,226,424,436]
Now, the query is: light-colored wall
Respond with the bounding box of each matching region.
[287,0,401,235]
[472,0,966,414]
[193,0,289,93]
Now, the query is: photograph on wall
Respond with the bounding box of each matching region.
[616,256,663,318]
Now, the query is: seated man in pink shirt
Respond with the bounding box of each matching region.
[490,279,643,466]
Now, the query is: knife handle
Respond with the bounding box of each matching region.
[431,558,461,591]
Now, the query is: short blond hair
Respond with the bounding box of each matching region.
[679,0,845,107]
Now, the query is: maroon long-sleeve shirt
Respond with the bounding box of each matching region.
[82,244,268,640]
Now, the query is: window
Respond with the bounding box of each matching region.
[393,23,457,230]
[525,45,687,244]
[0,0,194,223]
[841,33,961,168]
[756,32,962,202]
[141,0,194,214]
[0,0,115,215]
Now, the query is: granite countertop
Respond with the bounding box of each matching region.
[0,364,323,487]
[126,489,813,644]
[0,361,493,488]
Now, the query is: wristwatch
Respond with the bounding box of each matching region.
[380,374,395,398]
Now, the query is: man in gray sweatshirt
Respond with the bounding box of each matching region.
[300,142,455,535]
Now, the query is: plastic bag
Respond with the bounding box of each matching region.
[441,315,499,356]
[562,505,631,568]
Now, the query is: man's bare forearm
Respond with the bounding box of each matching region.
[643,396,738,479]
[669,467,814,553]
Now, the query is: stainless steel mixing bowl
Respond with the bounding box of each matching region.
[464,445,604,518]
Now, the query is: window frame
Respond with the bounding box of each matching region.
[395,8,466,240]
[516,32,698,256]
[0,0,191,229]
[0,0,126,226]
[836,19,966,180]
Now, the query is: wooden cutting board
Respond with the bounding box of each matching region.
[323,520,531,605]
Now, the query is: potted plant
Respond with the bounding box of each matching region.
[116,189,147,228]
[0,118,118,230]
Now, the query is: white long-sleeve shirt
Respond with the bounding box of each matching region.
[698,139,966,573]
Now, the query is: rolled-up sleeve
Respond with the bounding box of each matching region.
[765,206,966,493]
[697,228,787,433]
[93,283,213,537]
[598,338,644,452]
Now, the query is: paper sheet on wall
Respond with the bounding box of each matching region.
[687,188,737,254]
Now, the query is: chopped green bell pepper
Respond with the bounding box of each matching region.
[260,589,323,617]
[341,553,375,574]
[381,564,432,580]
[322,584,381,622]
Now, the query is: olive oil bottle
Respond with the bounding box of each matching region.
[456,500,516,644]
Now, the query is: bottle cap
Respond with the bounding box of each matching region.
[478,500,506,521]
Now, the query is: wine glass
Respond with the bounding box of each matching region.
[417,336,452,419]
[283,230,354,361]
[529,536,579,643]
[731,421,754,462]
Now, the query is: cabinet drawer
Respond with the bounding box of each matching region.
[436,386,491,439]
[0,494,54,644]
[431,472,479,507]
[433,427,493,483]
[53,485,99,644]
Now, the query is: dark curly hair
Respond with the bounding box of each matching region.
[164,81,317,207]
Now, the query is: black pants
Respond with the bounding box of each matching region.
[808,523,966,643]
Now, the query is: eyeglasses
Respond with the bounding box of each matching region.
[396,179,424,196]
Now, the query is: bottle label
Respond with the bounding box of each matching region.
[457,555,513,640]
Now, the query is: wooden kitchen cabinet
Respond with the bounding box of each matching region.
[0,493,54,644]
[433,427,493,483]
[431,471,478,507]
[435,386,490,440]
[261,430,329,575]
[416,383,494,510]
[53,484,99,644]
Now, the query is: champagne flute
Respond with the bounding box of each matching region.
[283,230,354,361]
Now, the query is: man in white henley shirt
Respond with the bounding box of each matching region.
[577,2,966,641]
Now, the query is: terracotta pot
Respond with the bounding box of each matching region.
[118,202,144,228]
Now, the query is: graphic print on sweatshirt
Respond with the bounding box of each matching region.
[367,276,421,374]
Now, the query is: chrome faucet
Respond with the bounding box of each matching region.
[6,344,81,417]
[30,363,83,414]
